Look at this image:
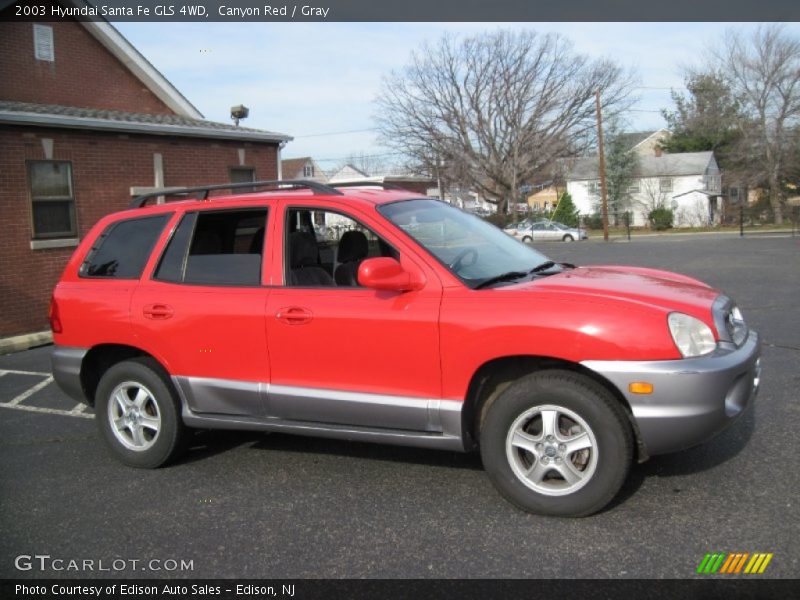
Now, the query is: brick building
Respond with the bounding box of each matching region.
[0,5,291,341]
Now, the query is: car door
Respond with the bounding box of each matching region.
[130,206,272,418]
[263,201,443,431]
[531,222,547,241]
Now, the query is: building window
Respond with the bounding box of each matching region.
[627,180,641,194]
[229,167,256,193]
[303,165,314,178]
[659,178,673,193]
[588,181,600,195]
[28,161,76,239]
[33,24,54,62]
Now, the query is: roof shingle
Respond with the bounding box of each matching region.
[0,100,291,143]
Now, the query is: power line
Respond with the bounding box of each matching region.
[293,127,378,138]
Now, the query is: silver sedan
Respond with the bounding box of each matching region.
[511,220,587,243]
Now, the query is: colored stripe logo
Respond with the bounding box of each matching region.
[696,552,773,574]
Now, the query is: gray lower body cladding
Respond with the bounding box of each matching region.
[173,376,466,452]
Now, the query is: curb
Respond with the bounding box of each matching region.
[0,331,53,355]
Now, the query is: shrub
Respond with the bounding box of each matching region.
[583,212,605,230]
[648,207,674,230]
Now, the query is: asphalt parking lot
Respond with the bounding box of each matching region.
[1,233,798,579]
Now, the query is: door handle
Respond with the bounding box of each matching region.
[143,304,174,320]
[275,306,313,325]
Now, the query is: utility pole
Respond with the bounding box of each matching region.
[595,89,609,241]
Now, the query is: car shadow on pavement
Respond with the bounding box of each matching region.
[248,433,484,471]
[180,427,484,471]
[179,429,270,465]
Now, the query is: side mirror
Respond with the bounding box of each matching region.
[358,257,424,292]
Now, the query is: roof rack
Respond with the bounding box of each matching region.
[330,181,405,191]
[129,179,343,208]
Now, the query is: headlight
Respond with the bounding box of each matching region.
[668,312,717,358]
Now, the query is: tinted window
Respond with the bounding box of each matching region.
[155,209,267,286]
[81,215,170,279]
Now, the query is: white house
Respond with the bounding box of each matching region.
[566,147,723,227]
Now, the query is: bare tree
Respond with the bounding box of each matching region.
[710,25,800,224]
[375,30,636,213]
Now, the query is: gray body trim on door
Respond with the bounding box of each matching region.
[172,376,466,452]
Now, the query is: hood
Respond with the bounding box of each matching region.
[510,265,720,320]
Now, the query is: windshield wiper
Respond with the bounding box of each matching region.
[474,270,529,290]
[475,261,564,290]
[529,261,557,274]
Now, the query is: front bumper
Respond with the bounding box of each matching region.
[582,331,761,456]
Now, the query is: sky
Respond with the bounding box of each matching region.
[116,21,800,174]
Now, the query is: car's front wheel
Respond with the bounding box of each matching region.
[480,370,633,517]
[563,234,574,242]
[95,358,187,468]
[522,235,532,243]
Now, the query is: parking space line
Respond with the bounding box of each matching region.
[0,368,52,377]
[0,403,94,419]
[69,403,87,414]
[5,375,54,406]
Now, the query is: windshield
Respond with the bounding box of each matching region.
[379,199,552,288]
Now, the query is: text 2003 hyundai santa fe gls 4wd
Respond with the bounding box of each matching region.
[50,180,761,517]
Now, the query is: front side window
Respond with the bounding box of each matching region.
[155,208,267,286]
[284,207,396,287]
[379,199,551,288]
[28,161,76,239]
[81,215,170,279]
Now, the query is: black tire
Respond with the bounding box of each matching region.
[480,370,632,517]
[522,236,532,243]
[95,357,187,468]
[562,234,574,242]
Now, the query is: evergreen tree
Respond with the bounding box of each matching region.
[551,192,580,227]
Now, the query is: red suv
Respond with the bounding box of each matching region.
[50,180,761,516]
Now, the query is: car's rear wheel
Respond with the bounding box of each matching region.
[480,370,632,517]
[522,236,532,243]
[95,358,187,468]
[563,234,574,242]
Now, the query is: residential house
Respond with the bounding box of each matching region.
[281,156,328,182]
[526,186,559,212]
[0,2,291,340]
[566,129,723,227]
[328,164,436,196]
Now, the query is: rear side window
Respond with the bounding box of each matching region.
[80,214,170,279]
[155,208,268,286]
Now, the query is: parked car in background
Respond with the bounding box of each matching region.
[512,220,587,242]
